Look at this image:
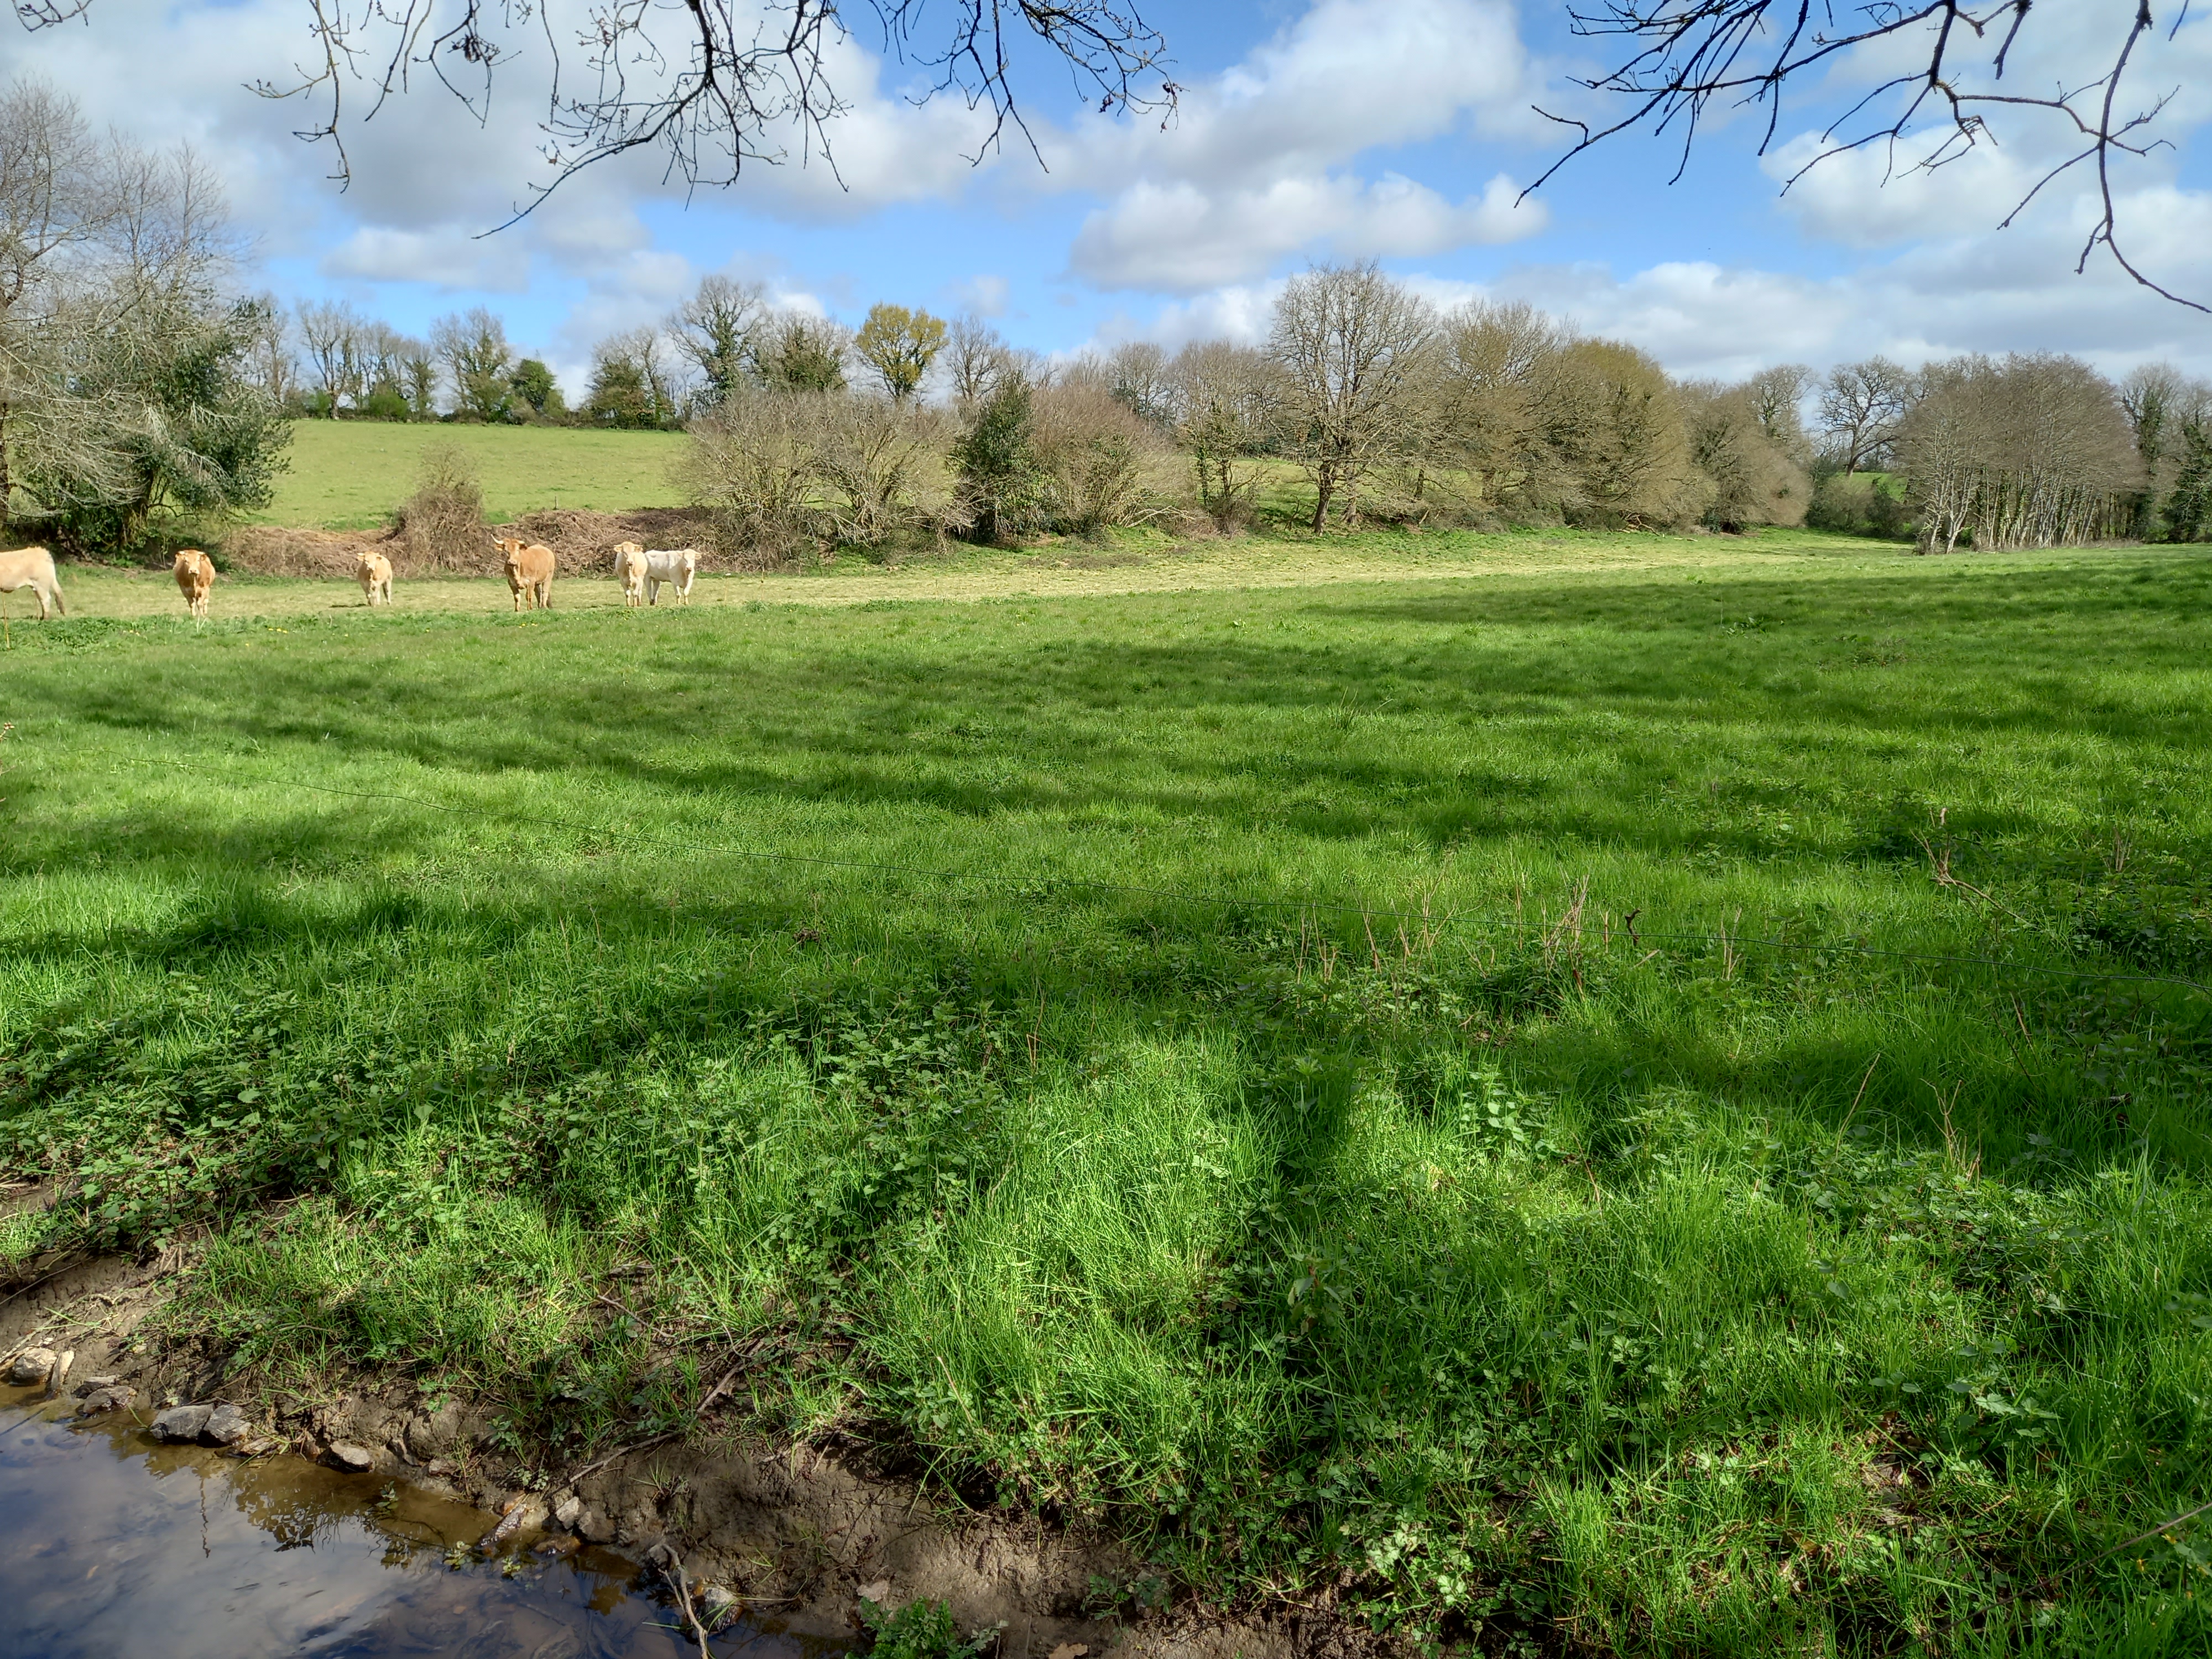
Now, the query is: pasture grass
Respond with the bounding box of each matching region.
[4,529,2211,1655]
[254,420,691,529]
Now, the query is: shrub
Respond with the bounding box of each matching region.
[951,379,1046,545]
[396,442,486,571]
[680,394,824,567]
[1029,382,1172,534]
[811,396,962,555]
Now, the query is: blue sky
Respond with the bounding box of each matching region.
[14,0,2212,393]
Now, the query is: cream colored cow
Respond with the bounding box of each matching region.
[641,547,697,606]
[356,550,394,607]
[612,541,648,608]
[495,537,556,611]
[0,545,65,619]
[174,549,215,619]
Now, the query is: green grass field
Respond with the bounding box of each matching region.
[257,420,691,529]
[4,528,2211,1655]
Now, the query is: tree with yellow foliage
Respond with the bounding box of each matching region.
[853,304,948,404]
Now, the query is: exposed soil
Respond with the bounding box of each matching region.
[0,1214,1370,1659]
[224,508,741,581]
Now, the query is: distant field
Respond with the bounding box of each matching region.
[258,420,690,529]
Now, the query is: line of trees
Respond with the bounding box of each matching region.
[8,66,2205,561]
[1804,353,2204,550]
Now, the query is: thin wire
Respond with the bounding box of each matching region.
[100,755,2212,1001]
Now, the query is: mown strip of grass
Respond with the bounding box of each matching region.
[4,542,2211,1655]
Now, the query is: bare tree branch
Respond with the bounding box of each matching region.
[1527,0,2205,311]
[18,0,1173,226]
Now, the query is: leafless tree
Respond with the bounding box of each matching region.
[1897,353,2141,550]
[1029,379,1170,533]
[1742,363,1813,463]
[680,392,826,565]
[1535,1,2205,309]
[237,294,298,406]
[432,306,515,421]
[942,313,1011,410]
[297,298,366,416]
[1106,341,1174,425]
[1679,378,1812,529]
[1268,262,1438,531]
[0,80,114,523]
[1428,300,1573,512]
[1170,340,1281,530]
[1819,357,1917,473]
[1527,338,1708,528]
[811,394,958,547]
[670,274,768,411]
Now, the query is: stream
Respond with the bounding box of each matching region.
[0,1386,816,1658]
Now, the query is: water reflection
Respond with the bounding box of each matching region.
[0,1387,803,1658]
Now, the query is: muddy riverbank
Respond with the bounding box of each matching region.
[0,1240,1361,1659]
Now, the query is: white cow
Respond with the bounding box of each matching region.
[641,547,697,607]
[612,541,648,608]
[0,545,65,619]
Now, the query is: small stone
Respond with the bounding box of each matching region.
[71,1375,119,1398]
[576,1506,615,1544]
[552,1494,583,1530]
[424,1458,460,1478]
[200,1404,252,1446]
[327,1442,376,1474]
[76,1386,135,1418]
[6,1349,56,1386]
[151,1404,214,1443]
[236,1437,279,1458]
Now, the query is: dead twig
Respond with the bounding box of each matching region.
[1836,1052,1884,1146]
[558,1431,679,1497]
[655,1542,714,1657]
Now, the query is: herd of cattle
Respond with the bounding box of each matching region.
[0,538,700,622]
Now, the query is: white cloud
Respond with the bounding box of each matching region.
[944,274,1011,318]
[1071,170,1543,290]
[1047,0,1548,289]
[320,228,531,292]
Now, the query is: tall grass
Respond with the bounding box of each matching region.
[3,535,2210,1653]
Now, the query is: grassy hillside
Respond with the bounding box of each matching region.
[259,420,690,529]
[4,534,2210,1655]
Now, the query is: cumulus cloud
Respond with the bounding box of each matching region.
[943,274,1011,318]
[1071,171,1544,290]
[1048,0,1549,289]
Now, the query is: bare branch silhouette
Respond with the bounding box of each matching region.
[1526,0,2205,312]
[18,0,1173,224]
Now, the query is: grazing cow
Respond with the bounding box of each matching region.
[612,541,648,608]
[495,536,556,611]
[641,547,698,607]
[174,549,215,619]
[0,545,65,619]
[356,550,394,607]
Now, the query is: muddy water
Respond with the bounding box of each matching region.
[0,1389,805,1658]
